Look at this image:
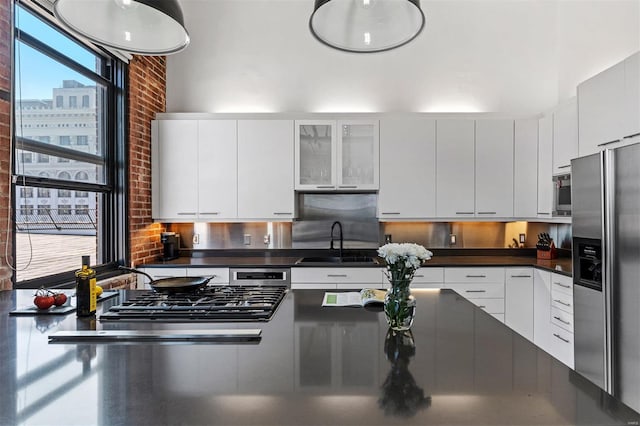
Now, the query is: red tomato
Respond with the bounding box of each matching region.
[53,293,68,306]
[34,295,55,310]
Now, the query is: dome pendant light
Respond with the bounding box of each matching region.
[309,0,425,53]
[53,0,190,55]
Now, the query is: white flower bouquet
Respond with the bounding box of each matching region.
[378,243,433,286]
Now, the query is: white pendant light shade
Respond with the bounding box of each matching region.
[309,0,425,53]
[53,0,190,55]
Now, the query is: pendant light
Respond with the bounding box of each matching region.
[53,0,190,55]
[309,0,425,53]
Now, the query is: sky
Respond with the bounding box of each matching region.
[14,5,98,100]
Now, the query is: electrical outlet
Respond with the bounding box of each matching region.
[192,234,199,245]
[263,234,271,245]
[450,234,457,245]
[243,234,252,245]
[519,233,526,244]
[385,234,392,244]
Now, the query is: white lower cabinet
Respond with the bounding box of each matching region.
[410,267,444,289]
[291,267,385,290]
[533,269,574,368]
[444,267,505,321]
[505,267,534,341]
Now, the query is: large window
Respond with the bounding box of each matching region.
[13,3,127,287]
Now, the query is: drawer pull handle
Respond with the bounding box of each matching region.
[316,185,335,189]
[597,139,621,147]
[200,212,220,215]
[623,132,640,139]
[177,212,196,216]
[477,211,497,215]
[338,185,358,189]
[465,290,486,293]
[456,212,474,215]
[478,305,486,309]
[510,275,531,278]
[553,299,571,307]
[273,212,292,215]
[414,274,424,278]
[381,212,401,215]
[554,282,571,289]
[466,275,486,278]
[553,316,571,325]
[537,212,551,215]
[553,333,570,343]
[327,274,348,278]
[558,164,571,169]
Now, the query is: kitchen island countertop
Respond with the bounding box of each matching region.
[1,288,635,425]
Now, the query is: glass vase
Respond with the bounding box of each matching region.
[384,280,416,331]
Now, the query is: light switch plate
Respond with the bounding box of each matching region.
[243,234,251,245]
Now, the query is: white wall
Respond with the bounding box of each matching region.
[166,0,640,114]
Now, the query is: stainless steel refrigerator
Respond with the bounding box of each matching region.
[572,142,640,413]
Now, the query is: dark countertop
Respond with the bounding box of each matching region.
[1,288,635,425]
[140,250,573,277]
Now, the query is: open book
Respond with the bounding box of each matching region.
[322,288,387,307]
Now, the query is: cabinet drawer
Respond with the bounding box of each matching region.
[467,297,504,314]
[447,282,505,299]
[551,289,574,314]
[551,307,574,333]
[550,323,574,368]
[551,274,573,296]
[505,268,534,282]
[412,268,444,283]
[186,268,229,284]
[291,267,383,284]
[445,267,505,283]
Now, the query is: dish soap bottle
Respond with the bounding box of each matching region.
[76,255,96,317]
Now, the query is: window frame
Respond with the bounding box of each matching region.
[12,2,129,289]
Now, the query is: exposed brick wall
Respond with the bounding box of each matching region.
[0,0,12,290]
[128,55,166,266]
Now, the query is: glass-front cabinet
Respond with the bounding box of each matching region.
[295,119,379,191]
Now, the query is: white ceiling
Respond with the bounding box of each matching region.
[166,0,640,115]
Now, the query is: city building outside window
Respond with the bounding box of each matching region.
[20,187,33,197]
[19,205,33,215]
[13,3,126,287]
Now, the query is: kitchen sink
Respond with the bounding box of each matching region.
[295,256,380,265]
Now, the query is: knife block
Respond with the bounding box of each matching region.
[537,243,557,260]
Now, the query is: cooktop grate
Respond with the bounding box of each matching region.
[99,286,287,322]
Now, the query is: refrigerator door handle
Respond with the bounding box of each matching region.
[603,149,614,395]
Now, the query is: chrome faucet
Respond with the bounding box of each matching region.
[330,221,343,259]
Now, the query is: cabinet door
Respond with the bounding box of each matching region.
[295,120,336,190]
[578,60,626,157]
[238,120,294,219]
[475,119,514,218]
[537,114,553,218]
[552,98,578,174]
[337,120,379,190]
[378,118,436,219]
[623,52,640,140]
[197,120,237,219]
[152,120,198,220]
[514,119,538,218]
[505,268,534,341]
[533,269,552,354]
[436,119,475,218]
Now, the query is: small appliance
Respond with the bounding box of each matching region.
[160,232,180,261]
[553,173,571,216]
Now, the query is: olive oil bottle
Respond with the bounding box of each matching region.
[76,255,97,317]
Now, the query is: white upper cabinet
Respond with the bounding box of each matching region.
[436,119,475,218]
[295,119,379,191]
[238,120,294,220]
[378,118,436,219]
[197,120,238,219]
[475,119,514,218]
[578,52,640,156]
[514,119,538,218]
[537,113,553,218]
[552,97,578,174]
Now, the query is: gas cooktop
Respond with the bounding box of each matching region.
[99,286,287,322]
